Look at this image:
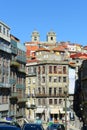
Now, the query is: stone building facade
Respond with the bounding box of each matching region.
[0,21,26,125]
[26,55,69,122]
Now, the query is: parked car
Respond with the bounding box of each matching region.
[22,123,44,130]
[0,123,21,130]
[46,123,65,130]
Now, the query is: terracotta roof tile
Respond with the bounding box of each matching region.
[27,59,39,63]
[36,47,50,52]
[83,46,87,50]
[52,45,65,52]
[70,53,87,59]
[79,55,87,59]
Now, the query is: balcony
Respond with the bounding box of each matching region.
[18,68,26,74]
[0,33,10,42]
[9,78,16,85]
[18,97,27,103]
[16,84,25,89]
[26,104,36,109]
[0,82,10,88]
[10,61,20,68]
[35,93,67,98]
[0,44,11,53]
[16,55,26,63]
[11,40,17,55]
[35,93,47,97]
[10,92,18,98]
[11,48,17,55]
[27,72,37,77]
[47,93,67,97]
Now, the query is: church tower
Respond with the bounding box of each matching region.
[46,31,56,43]
[31,30,40,42]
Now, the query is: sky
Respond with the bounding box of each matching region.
[1,0,87,46]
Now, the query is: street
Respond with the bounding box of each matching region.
[42,118,83,130]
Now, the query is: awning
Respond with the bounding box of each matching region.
[59,110,70,114]
[35,108,44,113]
[59,110,65,114]
[50,109,59,114]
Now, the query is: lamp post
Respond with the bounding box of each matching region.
[64,86,67,130]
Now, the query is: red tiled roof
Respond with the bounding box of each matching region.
[36,47,50,52]
[27,59,39,63]
[70,53,87,59]
[83,46,87,50]
[79,55,87,59]
[69,62,76,68]
[52,45,65,52]
[62,44,68,49]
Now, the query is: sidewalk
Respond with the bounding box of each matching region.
[58,120,81,130]
[43,120,81,130]
[69,124,80,130]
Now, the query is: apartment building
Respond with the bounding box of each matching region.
[74,60,87,125]
[0,21,11,118]
[0,21,27,125]
[10,34,27,124]
[26,43,69,122]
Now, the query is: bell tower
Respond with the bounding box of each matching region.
[31,30,40,42]
[47,31,56,43]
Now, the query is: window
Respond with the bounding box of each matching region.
[42,66,45,74]
[33,79,35,84]
[38,76,41,85]
[49,66,52,73]
[38,99,41,105]
[59,99,62,104]
[34,36,37,41]
[58,65,62,74]
[42,87,45,94]
[38,66,41,74]
[54,99,57,104]
[54,66,57,73]
[28,67,35,75]
[58,76,61,82]
[33,67,36,74]
[54,88,57,95]
[7,30,9,36]
[49,76,52,82]
[42,98,45,105]
[0,25,2,33]
[63,77,67,82]
[3,27,5,35]
[38,87,41,93]
[49,87,52,95]
[49,99,52,104]
[54,77,57,82]
[59,87,62,94]
[51,37,53,40]
[63,66,66,74]
[28,78,31,84]
[42,76,45,83]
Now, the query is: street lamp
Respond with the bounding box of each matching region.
[64,86,68,130]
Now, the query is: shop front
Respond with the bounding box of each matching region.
[49,108,65,122]
[35,108,45,121]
